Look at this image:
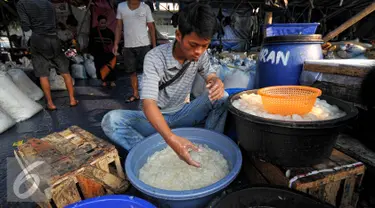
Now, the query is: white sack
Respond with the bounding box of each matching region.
[49,68,75,91]
[72,64,88,79]
[83,56,97,79]
[0,107,16,134]
[7,68,44,101]
[224,67,251,89]
[0,72,43,122]
[71,55,84,64]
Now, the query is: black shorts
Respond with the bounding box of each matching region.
[123,45,151,74]
[30,34,70,77]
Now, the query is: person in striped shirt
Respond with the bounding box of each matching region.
[102,3,227,167]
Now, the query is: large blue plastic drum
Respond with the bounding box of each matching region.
[256,35,323,88]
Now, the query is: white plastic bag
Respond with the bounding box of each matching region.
[0,72,43,122]
[72,64,87,79]
[72,55,84,64]
[0,107,16,134]
[224,66,251,89]
[7,68,44,101]
[49,68,75,91]
[83,54,97,79]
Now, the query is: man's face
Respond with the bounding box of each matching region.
[99,19,107,30]
[176,31,211,62]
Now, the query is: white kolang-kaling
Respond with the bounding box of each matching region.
[139,144,229,191]
[0,106,16,134]
[232,93,346,121]
[0,72,43,122]
[7,68,44,101]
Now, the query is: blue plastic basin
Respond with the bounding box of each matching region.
[65,195,156,208]
[266,23,320,37]
[125,128,242,208]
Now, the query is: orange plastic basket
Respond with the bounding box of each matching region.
[258,86,322,115]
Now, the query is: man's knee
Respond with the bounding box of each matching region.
[101,110,125,134]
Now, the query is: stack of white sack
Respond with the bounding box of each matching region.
[0,71,43,126]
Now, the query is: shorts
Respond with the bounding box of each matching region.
[30,34,70,77]
[123,45,151,74]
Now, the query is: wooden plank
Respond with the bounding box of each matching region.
[242,154,268,185]
[69,126,112,149]
[50,157,79,178]
[96,159,110,173]
[308,185,326,201]
[329,149,356,166]
[113,151,126,179]
[323,180,341,206]
[250,157,288,186]
[323,2,375,42]
[294,166,365,190]
[79,166,129,193]
[303,62,370,78]
[77,174,106,199]
[52,178,81,208]
[340,176,356,207]
[335,134,375,168]
[42,133,77,154]
[288,167,326,191]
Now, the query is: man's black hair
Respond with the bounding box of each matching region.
[97,15,107,22]
[178,3,217,39]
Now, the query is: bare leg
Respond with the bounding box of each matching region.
[61,73,78,106]
[40,77,56,110]
[130,72,139,98]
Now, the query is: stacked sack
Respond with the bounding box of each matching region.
[71,54,97,79]
[0,64,43,134]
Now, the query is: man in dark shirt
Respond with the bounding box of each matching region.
[17,0,78,110]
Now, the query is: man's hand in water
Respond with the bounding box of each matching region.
[167,134,201,167]
[206,76,224,101]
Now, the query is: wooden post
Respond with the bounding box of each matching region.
[323,2,375,42]
[264,12,272,37]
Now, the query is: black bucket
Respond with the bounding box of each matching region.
[207,186,334,208]
[228,90,358,167]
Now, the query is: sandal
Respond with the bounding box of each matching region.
[125,95,140,103]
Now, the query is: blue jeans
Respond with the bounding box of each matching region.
[101,92,228,151]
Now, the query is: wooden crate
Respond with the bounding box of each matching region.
[243,149,366,208]
[14,126,129,208]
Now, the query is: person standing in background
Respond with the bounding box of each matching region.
[17,0,78,111]
[89,15,116,87]
[113,0,156,103]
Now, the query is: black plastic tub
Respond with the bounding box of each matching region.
[228,90,358,167]
[207,186,334,208]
